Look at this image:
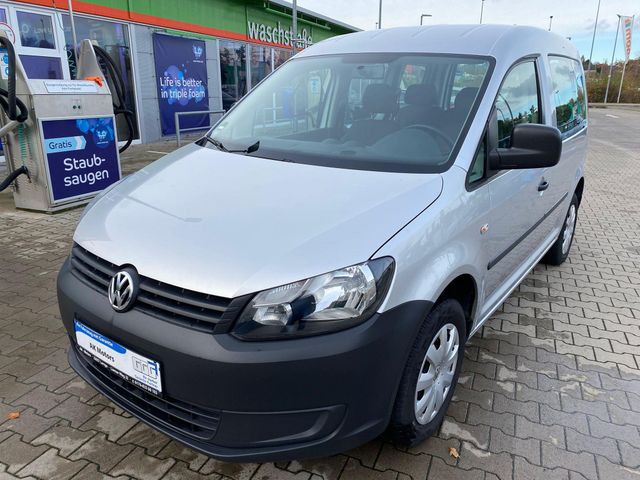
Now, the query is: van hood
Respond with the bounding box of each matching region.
[74,144,442,298]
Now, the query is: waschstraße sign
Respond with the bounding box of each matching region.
[247,21,312,48]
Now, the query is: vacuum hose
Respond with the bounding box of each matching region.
[92,45,135,154]
[0,36,30,192]
[0,165,28,191]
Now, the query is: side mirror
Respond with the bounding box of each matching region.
[489,123,562,170]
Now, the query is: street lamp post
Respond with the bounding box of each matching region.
[292,0,298,53]
[378,0,382,29]
[587,0,602,70]
[479,0,485,24]
[604,15,622,104]
[67,0,79,68]
[420,14,432,25]
[548,15,553,31]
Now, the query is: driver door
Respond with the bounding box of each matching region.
[484,59,548,302]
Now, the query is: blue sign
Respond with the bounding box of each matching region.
[42,116,121,203]
[152,33,210,136]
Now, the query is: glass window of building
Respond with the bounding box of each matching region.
[61,14,139,140]
[0,7,5,155]
[250,45,273,89]
[19,54,62,79]
[17,11,56,49]
[274,49,292,69]
[219,40,247,111]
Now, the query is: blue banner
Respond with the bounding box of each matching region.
[153,33,210,136]
[74,320,126,354]
[42,116,121,203]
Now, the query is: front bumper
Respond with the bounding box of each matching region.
[57,258,431,461]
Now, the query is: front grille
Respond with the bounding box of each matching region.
[70,244,248,333]
[74,345,220,440]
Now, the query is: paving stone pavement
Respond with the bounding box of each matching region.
[0,108,639,479]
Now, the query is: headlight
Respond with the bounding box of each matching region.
[232,257,394,340]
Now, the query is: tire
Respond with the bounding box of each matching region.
[388,299,466,446]
[542,193,579,266]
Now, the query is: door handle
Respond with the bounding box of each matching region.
[538,180,549,192]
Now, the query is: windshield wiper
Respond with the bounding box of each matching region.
[199,136,260,155]
[199,135,229,152]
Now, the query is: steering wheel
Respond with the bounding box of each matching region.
[406,124,454,151]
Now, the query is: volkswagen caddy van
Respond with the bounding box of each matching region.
[57,25,587,461]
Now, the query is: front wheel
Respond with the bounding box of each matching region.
[543,193,579,266]
[388,299,466,446]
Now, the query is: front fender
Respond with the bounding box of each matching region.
[374,167,488,327]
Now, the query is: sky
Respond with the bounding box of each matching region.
[300,0,639,63]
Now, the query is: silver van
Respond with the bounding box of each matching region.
[57,25,587,461]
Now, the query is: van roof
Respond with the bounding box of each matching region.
[299,25,580,62]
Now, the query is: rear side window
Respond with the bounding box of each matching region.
[549,56,587,137]
[450,62,490,108]
[345,65,388,126]
[494,61,541,147]
[400,64,427,92]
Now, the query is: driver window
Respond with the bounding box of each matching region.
[495,61,540,147]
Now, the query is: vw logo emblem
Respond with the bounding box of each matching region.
[108,268,139,312]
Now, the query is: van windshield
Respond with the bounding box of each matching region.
[206,53,492,173]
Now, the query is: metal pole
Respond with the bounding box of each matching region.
[604,15,622,104]
[175,112,181,147]
[548,16,553,31]
[479,0,485,24]
[292,0,298,52]
[587,0,601,70]
[617,60,628,103]
[617,15,634,103]
[67,0,79,70]
[378,0,382,29]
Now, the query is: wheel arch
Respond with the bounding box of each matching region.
[574,177,585,206]
[433,273,478,340]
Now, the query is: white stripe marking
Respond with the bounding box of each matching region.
[605,114,619,118]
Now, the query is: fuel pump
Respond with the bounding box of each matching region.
[0,32,123,212]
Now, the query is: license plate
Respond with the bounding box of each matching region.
[74,320,163,395]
